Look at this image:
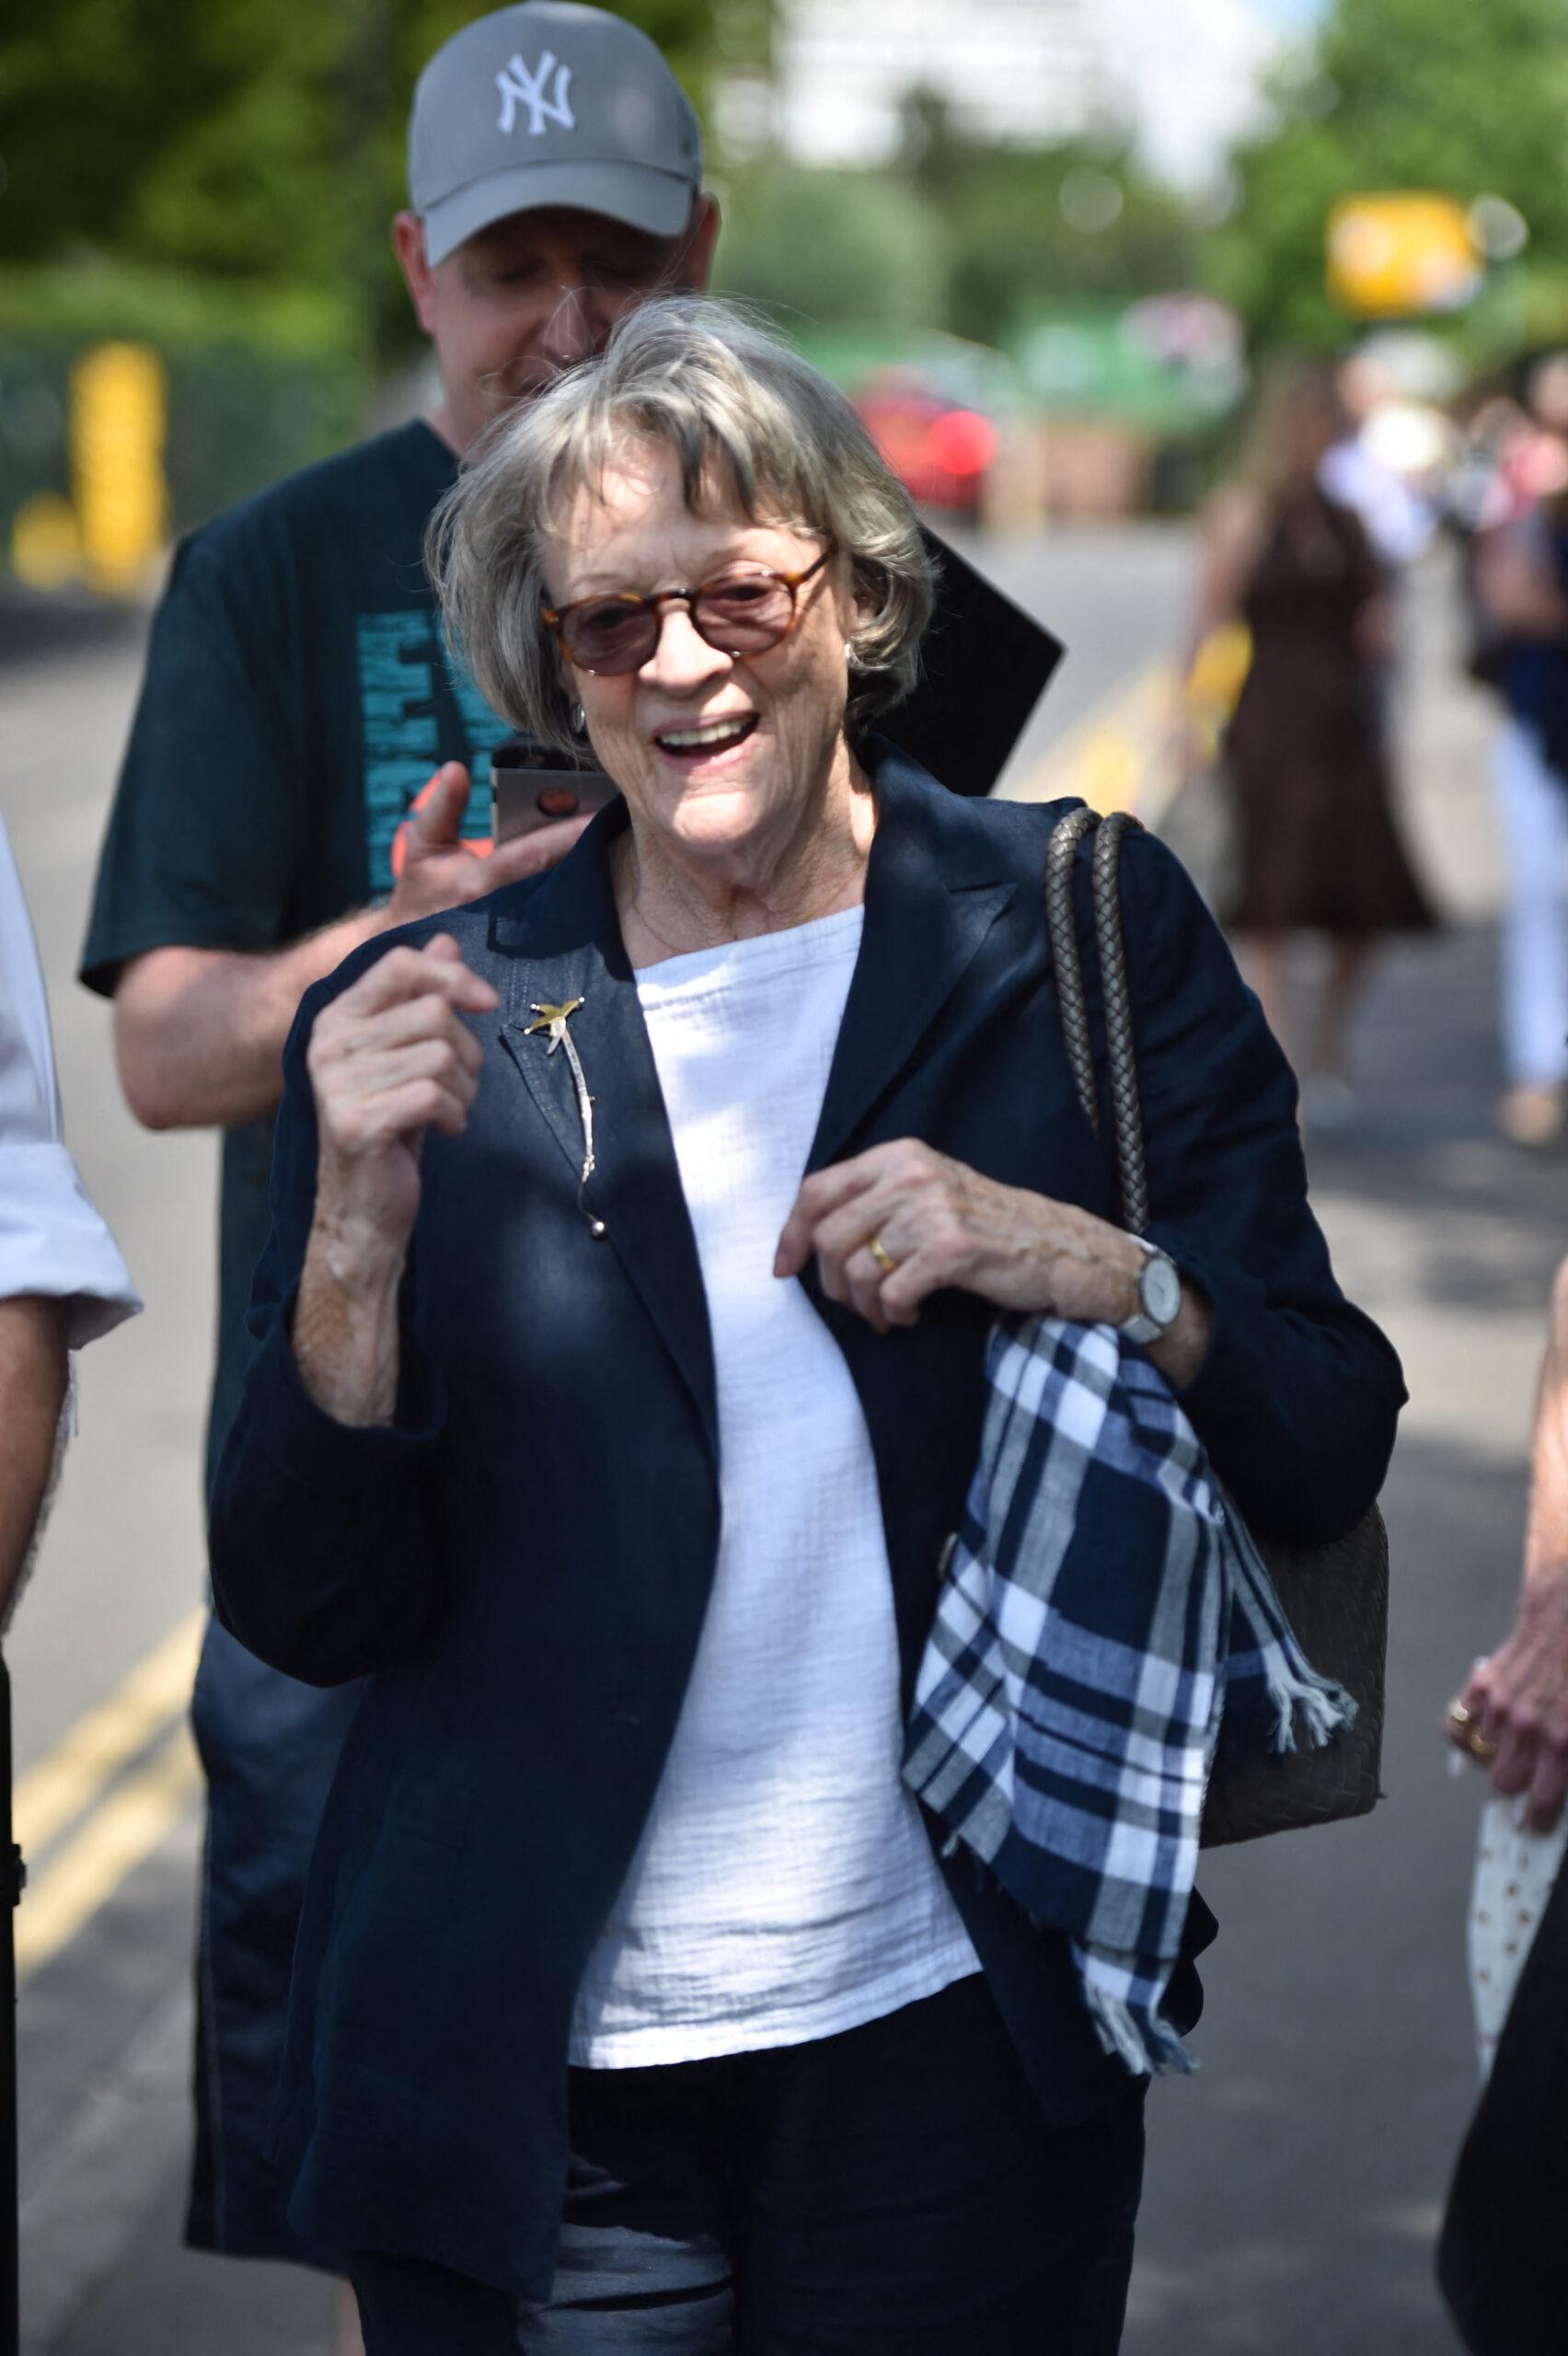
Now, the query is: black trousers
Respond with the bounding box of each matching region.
[350,1974,1146,2355]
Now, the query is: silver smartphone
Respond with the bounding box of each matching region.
[490,738,619,841]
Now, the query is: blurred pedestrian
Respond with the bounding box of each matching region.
[78,0,717,2323]
[1194,358,1437,1126]
[2,816,139,1623]
[1320,352,1438,574]
[1470,354,1568,1148]
[210,296,1401,2354]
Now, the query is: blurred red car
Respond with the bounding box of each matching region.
[852,372,1000,515]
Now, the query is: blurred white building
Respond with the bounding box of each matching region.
[766,0,1117,164]
[723,0,1281,186]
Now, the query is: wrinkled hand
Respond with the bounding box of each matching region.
[386,762,591,927]
[307,934,498,1273]
[774,1138,1144,1337]
[1450,1585,1568,1831]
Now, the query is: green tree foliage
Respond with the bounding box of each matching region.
[1214,0,1568,351]
[712,161,949,331]
[0,0,748,351]
[897,94,1198,348]
[714,96,1200,347]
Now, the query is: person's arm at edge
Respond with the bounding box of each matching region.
[1452,1255,1568,1828]
[112,766,588,1130]
[0,1297,67,1626]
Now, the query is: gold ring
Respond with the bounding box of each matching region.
[868,1237,899,1277]
[1446,1702,1498,1761]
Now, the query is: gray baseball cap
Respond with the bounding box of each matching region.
[409,2,704,267]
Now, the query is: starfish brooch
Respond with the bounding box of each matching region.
[524,998,584,1054]
[523,997,598,1214]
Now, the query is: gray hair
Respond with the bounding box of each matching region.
[426,296,936,756]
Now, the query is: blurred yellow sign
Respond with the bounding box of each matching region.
[71,341,167,595]
[1328,192,1482,318]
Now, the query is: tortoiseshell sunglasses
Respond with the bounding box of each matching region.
[541,545,836,676]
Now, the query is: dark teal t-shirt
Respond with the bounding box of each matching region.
[80,420,513,1495]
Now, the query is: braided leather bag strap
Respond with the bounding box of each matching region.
[1041,801,1389,1847]
[1043,807,1101,1142]
[1044,806,1147,1230]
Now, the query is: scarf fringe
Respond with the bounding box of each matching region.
[1082,1981,1197,2078]
[1255,1665,1357,1756]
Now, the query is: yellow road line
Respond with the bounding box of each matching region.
[1004,661,1183,822]
[13,1611,202,1859]
[16,1723,202,1982]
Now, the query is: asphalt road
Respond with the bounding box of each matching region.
[0,525,1539,2353]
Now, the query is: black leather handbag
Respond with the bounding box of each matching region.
[1044,805,1389,1847]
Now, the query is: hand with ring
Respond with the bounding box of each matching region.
[1445,1585,1568,1829]
[1442,1698,1498,1765]
[772,1137,1199,1354]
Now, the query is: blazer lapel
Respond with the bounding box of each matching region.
[493,825,719,1467]
[808,748,1019,1172]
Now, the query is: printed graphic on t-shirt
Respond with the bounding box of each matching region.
[357,610,510,892]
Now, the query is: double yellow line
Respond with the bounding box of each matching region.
[12,1612,203,1982]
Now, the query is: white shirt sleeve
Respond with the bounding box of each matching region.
[0,818,141,1348]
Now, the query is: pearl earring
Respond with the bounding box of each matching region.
[571,701,586,735]
[844,640,857,668]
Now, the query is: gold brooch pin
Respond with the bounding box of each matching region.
[524,998,601,1230]
[524,998,584,1051]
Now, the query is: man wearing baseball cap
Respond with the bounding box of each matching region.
[82,3,718,2321]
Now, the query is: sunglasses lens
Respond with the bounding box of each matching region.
[567,600,657,674]
[694,573,795,653]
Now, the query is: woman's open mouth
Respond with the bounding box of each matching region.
[651,714,759,768]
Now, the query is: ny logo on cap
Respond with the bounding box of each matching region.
[495,48,576,137]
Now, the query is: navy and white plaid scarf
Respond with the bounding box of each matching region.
[902,1316,1354,2075]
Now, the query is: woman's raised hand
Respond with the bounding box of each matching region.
[307,934,499,1270]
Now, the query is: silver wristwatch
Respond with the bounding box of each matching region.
[1118,1239,1182,1345]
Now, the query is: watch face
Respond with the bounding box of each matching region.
[1142,1253,1182,1327]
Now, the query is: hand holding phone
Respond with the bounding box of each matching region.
[386,761,595,927]
[490,738,620,841]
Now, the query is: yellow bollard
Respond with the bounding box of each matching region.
[9,494,81,593]
[70,342,168,598]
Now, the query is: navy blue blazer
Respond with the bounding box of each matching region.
[211,740,1404,2297]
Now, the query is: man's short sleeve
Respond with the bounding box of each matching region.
[1,823,140,1345]
[80,525,310,995]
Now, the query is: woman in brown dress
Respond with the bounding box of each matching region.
[1196,359,1436,1123]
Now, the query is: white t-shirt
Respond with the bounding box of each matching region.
[570,904,979,2067]
[0,817,140,1346]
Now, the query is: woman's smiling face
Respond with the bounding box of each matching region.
[545,436,865,884]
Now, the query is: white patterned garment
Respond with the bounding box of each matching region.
[570,905,979,2067]
[1468,1793,1568,2079]
[0,816,140,1347]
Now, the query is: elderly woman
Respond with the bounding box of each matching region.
[210,299,1402,2354]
